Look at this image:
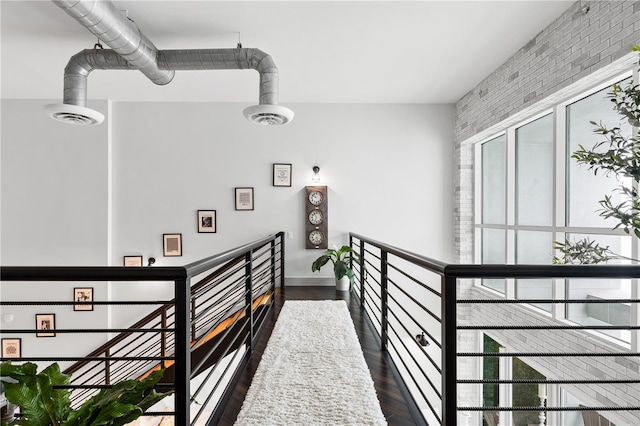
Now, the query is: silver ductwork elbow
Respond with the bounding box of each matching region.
[45,49,135,125]
[158,48,294,125]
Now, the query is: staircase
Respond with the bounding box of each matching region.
[0,232,285,425]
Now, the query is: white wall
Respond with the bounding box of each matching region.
[1,99,111,365]
[112,102,455,283]
[1,98,455,350]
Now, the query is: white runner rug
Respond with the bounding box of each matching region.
[234,300,387,425]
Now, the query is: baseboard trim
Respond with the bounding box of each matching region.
[284,277,334,287]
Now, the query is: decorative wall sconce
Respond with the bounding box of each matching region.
[311,166,321,183]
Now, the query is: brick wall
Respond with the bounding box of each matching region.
[454,0,640,264]
[465,287,640,426]
[453,1,640,421]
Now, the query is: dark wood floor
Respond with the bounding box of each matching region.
[217,286,417,425]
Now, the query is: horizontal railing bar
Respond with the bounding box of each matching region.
[189,255,244,295]
[192,342,249,425]
[459,379,640,384]
[0,328,173,334]
[364,257,382,276]
[388,277,441,325]
[386,317,442,389]
[460,406,640,412]
[183,233,279,277]
[0,266,188,281]
[1,356,172,362]
[386,290,441,349]
[352,233,449,273]
[444,264,640,279]
[0,301,172,306]
[385,334,442,422]
[459,325,640,330]
[363,246,381,262]
[458,298,640,304]
[191,262,247,299]
[388,261,441,297]
[459,352,640,357]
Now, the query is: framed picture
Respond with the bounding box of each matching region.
[73,287,94,311]
[36,313,56,337]
[1,338,21,358]
[273,163,292,187]
[197,210,217,233]
[123,255,143,267]
[163,233,182,257]
[235,187,254,211]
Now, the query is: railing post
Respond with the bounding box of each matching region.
[359,239,365,309]
[105,349,110,385]
[442,274,457,425]
[381,250,388,352]
[174,277,191,426]
[245,251,254,350]
[160,307,167,370]
[279,232,285,291]
[270,236,277,302]
[190,297,197,342]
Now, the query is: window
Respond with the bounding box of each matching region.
[476,72,635,343]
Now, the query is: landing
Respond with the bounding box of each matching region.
[218,286,416,425]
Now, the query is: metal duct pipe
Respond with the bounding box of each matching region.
[51,0,174,85]
[158,48,279,105]
[46,0,293,126]
[45,49,136,125]
[157,48,294,125]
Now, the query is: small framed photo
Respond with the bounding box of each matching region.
[197,210,217,233]
[163,233,182,257]
[36,313,56,337]
[1,338,21,358]
[235,187,254,211]
[73,287,94,311]
[123,255,143,267]
[273,163,292,187]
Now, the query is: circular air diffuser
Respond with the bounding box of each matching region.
[44,104,105,126]
[243,105,294,126]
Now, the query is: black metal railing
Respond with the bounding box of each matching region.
[350,232,640,426]
[0,232,285,425]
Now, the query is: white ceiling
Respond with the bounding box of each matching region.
[1,0,574,105]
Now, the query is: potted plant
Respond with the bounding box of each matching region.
[311,245,360,291]
[0,361,171,426]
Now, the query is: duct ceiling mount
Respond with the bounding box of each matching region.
[46,0,294,127]
[44,104,105,126]
[243,105,294,126]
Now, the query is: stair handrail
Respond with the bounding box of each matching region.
[63,255,245,376]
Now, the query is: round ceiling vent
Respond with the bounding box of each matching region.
[243,104,294,126]
[43,104,105,126]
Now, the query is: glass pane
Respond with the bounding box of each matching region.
[516,114,553,226]
[512,358,546,426]
[483,334,500,426]
[482,135,506,225]
[567,78,632,227]
[565,233,632,343]
[482,228,505,293]
[516,231,553,312]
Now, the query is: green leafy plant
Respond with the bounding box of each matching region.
[556,45,640,263]
[552,239,635,264]
[0,361,171,426]
[311,245,360,289]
